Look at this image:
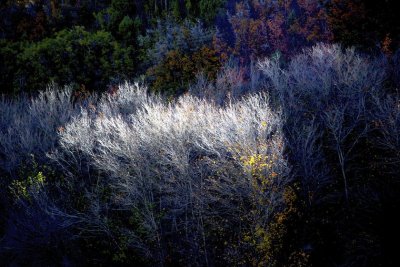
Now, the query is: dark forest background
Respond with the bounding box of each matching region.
[1,0,399,95]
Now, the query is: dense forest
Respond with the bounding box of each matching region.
[1,0,400,266]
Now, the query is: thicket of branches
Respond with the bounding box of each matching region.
[1,83,290,265]
[1,44,400,266]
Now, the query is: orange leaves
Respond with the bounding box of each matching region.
[148,46,221,95]
[57,126,65,133]
[382,33,393,56]
[228,1,270,62]
[267,13,287,54]
[212,32,232,63]
[192,46,221,80]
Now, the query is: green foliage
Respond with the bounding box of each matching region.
[95,0,136,33]
[185,0,193,16]
[0,40,25,94]
[8,157,51,201]
[137,0,224,22]
[10,171,46,201]
[12,26,135,92]
[117,15,142,45]
[199,0,225,23]
[171,0,181,21]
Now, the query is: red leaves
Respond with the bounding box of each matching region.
[219,0,333,61]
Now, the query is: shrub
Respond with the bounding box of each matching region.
[189,59,267,105]
[0,85,83,175]
[259,43,387,201]
[139,19,213,67]
[147,46,221,95]
[48,83,290,265]
[2,44,397,266]
[259,43,398,265]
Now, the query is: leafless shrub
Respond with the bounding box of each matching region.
[189,60,267,105]
[49,84,289,263]
[0,85,81,175]
[259,43,387,201]
[371,94,400,168]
